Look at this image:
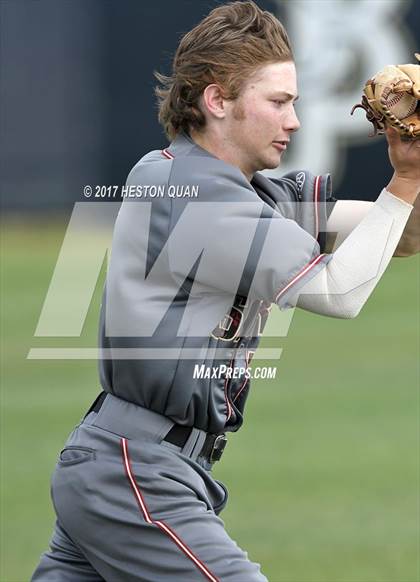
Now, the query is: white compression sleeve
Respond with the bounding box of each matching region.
[295,190,413,318]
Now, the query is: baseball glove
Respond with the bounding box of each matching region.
[351,53,420,138]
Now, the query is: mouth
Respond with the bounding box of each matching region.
[272,140,289,152]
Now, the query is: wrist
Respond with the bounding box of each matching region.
[386,174,420,204]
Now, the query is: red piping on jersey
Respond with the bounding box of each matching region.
[224,357,234,421]
[275,253,326,303]
[161,148,175,159]
[314,175,321,238]
[120,438,220,582]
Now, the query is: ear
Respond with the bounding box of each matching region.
[202,84,227,119]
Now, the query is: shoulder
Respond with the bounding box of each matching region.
[126,149,171,185]
[128,146,261,204]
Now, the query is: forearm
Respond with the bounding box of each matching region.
[386,131,420,256]
[295,190,413,318]
[393,194,420,256]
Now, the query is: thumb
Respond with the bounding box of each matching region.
[385,126,400,145]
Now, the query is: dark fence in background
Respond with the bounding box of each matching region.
[1,0,419,212]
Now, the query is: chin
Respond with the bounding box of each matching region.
[262,156,282,171]
[252,151,282,173]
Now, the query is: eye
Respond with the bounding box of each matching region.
[272,100,286,106]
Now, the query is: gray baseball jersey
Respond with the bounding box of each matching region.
[98,132,332,434]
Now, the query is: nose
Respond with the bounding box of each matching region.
[285,106,301,133]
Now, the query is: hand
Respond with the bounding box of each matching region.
[385,127,420,204]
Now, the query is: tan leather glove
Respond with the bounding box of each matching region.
[352,53,420,139]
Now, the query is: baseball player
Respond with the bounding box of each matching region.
[32,2,419,581]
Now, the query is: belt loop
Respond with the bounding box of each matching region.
[181,428,206,459]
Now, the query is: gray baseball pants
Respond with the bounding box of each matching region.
[31,394,268,581]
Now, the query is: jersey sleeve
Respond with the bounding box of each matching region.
[265,171,336,254]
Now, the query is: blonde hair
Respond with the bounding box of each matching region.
[155,1,293,139]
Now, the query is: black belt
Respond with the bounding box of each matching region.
[165,424,227,464]
[87,392,227,465]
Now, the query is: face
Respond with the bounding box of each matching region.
[223,61,300,177]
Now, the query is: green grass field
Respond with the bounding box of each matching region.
[1,219,419,582]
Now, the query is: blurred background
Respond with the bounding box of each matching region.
[1,1,419,580]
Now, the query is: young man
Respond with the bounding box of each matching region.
[32,2,419,581]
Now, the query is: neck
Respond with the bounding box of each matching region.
[189,129,253,181]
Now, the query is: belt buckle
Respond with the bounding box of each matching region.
[209,433,227,463]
